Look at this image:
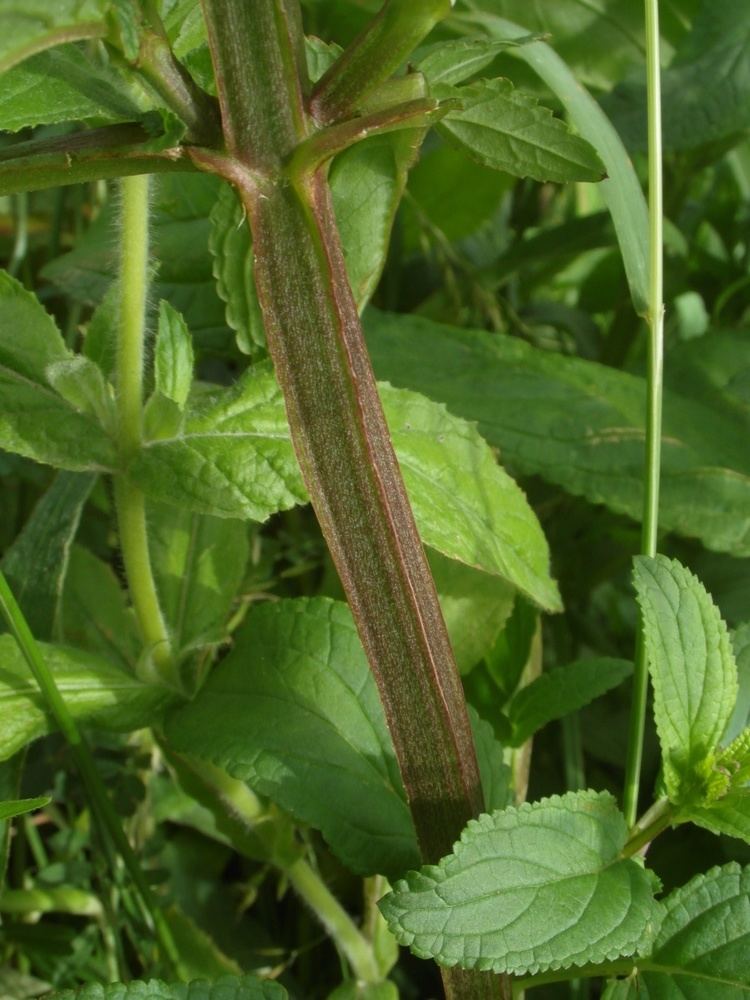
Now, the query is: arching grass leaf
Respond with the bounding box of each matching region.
[0,0,108,74]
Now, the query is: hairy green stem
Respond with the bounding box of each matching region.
[114,175,176,687]
[623,0,665,829]
[0,571,181,974]
[622,796,674,857]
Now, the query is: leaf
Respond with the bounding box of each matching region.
[0,754,23,891]
[726,623,750,744]
[0,272,116,469]
[164,906,242,978]
[60,545,140,672]
[148,502,249,657]
[42,174,230,354]
[464,14,649,314]
[133,364,559,610]
[0,797,49,821]
[208,184,265,357]
[46,355,115,432]
[415,36,530,87]
[380,383,560,612]
[155,301,194,408]
[130,362,308,522]
[633,862,750,994]
[330,129,417,311]
[0,634,173,760]
[379,791,660,976]
[679,796,750,846]
[366,310,750,558]
[1,471,95,639]
[0,45,144,132]
[634,555,738,801]
[436,79,605,184]
[51,975,288,1000]
[166,597,419,877]
[429,550,515,674]
[507,658,633,747]
[470,708,510,813]
[606,1,750,152]
[0,0,108,74]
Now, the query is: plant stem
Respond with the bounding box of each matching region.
[162,748,381,983]
[622,0,665,829]
[287,859,381,983]
[621,796,673,857]
[199,4,504,994]
[0,571,182,975]
[113,174,176,688]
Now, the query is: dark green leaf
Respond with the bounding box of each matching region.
[437,79,605,184]
[379,791,660,975]
[470,708,510,812]
[635,862,750,994]
[606,1,750,152]
[508,658,633,747]
[51,975,287,1000]
[416,36,531,87]
[726,623,750,744]
[1,472,95,639]
[166,597,419,877]
[0,634,172,759]
[148,502,249,657]
[60,545,140,672]
[366,310,750,557]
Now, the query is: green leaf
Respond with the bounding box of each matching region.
[148,502,249,657]
[46,355,115,432]
[634,555,738,801]
[166,597,419,877]
[133,364,559,609]
[131,362,307,522]
[155,301,194,408]
[606,2,750,152]
[464,14,649,314]
[726,623,750,744]
[51,975,287,1000]
[208,184,266,357]
[381,383,560,612]
[43,174,230,354]
[0,797,49,821]
[0,271,69,381]
[0,634,173,760]
[1,472,95,639]
[0,0,108,74]
[0,272,116,469]
[429,550,515,674]
[379,790,660,976]
[679,795,750,846]
[436,79,605,184]
[470,707,510,812]
[60,545,140,672]
[633,862,750,994]
[0,45,144,132]
[366,310,750,558]
[164,906,242,978]
[415,36,530,87]
[507,658,633,747]
[0,754,23,891]
[330,129,416,311]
